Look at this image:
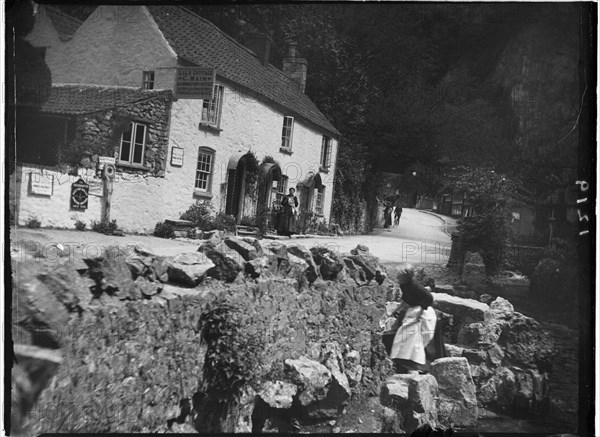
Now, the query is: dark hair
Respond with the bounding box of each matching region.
[289,187,295,193]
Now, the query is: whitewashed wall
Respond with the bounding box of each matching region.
[109,83,338,233]
[23,5,338,233]
[15,165,103,229]
[29,6,178,89]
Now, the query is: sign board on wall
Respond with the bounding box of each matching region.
[98,156,116,169]
[171,147,184,166]
[29,173,53,196]
[175,67,215,99]
[70,178,89,210]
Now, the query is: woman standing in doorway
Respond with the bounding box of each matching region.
[278,187,299,237]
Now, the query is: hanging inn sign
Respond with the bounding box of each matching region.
[71,178,89,210]
[175,67,215,99]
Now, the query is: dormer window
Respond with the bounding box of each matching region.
[142,71,155,90]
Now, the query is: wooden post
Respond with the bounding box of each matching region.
[102,165,115,225]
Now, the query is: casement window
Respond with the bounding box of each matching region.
[281,116,294,150]
[314,187,325,215]
[195,147,215,193]
[201,85,224,127]
[142,71,155,90]
[273,176,289,208]
[119,122,146,165]
[320,136,332,169]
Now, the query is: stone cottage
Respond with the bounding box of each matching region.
[13,5,340,233]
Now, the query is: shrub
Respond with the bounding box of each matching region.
[457,211,511,275]
[530,238,578,304]
[74,220,86,231]
[25,217,41,229]
[153,221,176,239]
[256,206,270,237]
[91,219,118,235]
[239,215,257,227]
[214,212,237,233]
[180,200,215,229]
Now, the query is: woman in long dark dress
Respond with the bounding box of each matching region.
[278,188,299,237]
[383,202,393,228]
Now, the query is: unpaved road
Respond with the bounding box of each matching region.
[10,208,454,268]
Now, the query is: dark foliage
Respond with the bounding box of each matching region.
[91,219,118,235]
[153,221,176,239]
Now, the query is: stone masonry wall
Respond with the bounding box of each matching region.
[14,240,391,434]
[70,91,172,176]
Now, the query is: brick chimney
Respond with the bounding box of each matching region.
[283,42,307,93]
[244,33,272,66]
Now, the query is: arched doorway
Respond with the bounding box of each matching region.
[225,152,253,222]
[298,172,324,211]
[257,162,283,211]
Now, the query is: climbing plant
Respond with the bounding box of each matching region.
[243,151,260,201]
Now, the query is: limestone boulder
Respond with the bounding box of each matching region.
[345,252,382,283]
[244,256,268,279]
[84,254,135,297]
[321,252,345,281]
[287,244,319,283]
[380,374,439,434]
[167,252,214,286]
[284,356,332,406]
[489,297,514,319]
[240,236,265,257]
[434,284,454,295]
[12,344,63,432]
[258,380,298,409]
[462,251,486,287]
[343,350,363,387]
[496,312,555,369]
[202,243,243,283]
[432,293,490,322]
[224,236,258,261]
[342,257,368,285]
[430,357,478,428]
[457,321,503,347]
[444,344,464,357]
[380,406,404,433]
[321,343,352,406]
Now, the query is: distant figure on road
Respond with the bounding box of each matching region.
[383,202,393,229]
[278,187,298,237]
[393,194,403,226]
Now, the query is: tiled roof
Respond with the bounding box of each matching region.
[147,6,340,137]
[19,85,172,115]
[44,6,83,41]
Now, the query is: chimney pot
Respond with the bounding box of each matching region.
[288,42,297,58]
[244,33,272,66]
[283,41,307,93]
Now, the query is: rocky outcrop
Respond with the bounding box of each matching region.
[432,293,490,322]
[430,357,478,428]
[380,374,439,434]
[285,356,332,406]
[167,252,214,286]
[434,292,555,417]
[258,381,298,409]
[461,251,486,288]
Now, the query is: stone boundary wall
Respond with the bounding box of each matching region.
[13,238,392,434]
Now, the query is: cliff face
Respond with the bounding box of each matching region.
[491,4,580,184]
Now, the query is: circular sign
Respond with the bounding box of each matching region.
[72,187,88,208]
[70,178,89,210]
